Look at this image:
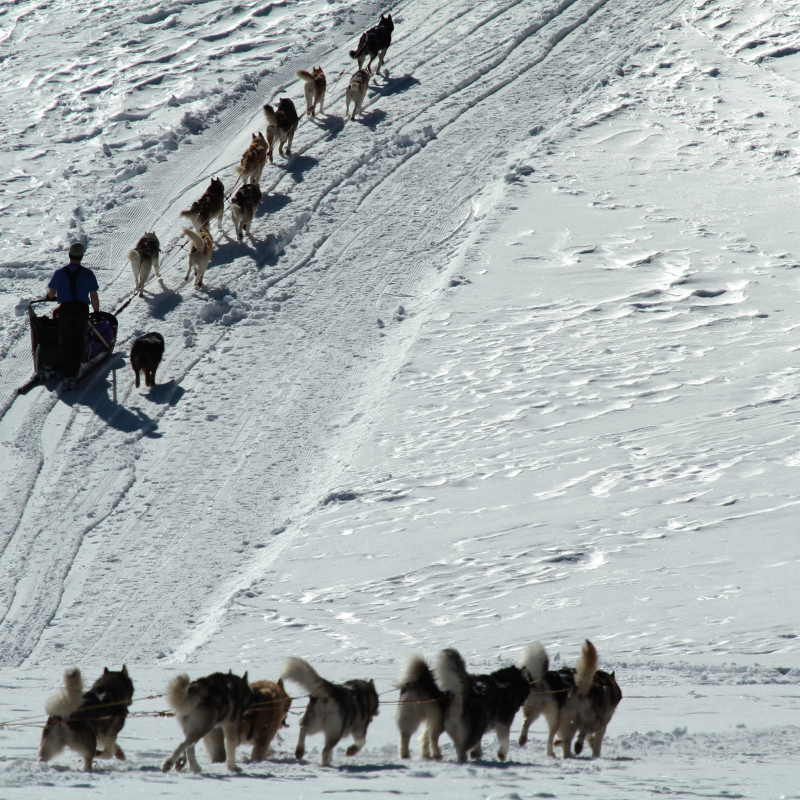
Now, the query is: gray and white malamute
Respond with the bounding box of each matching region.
[395,654,447,759]
[38,666,134,771]
[127,232,160,297]
[282,657,379,766]
[161,671,252,773]
[345,67,371,121]
[555,640,622,758]
[230,183,262,241]
[434,645,538,762]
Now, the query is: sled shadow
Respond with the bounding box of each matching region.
[372,73,420,96]
[358,108,387,130]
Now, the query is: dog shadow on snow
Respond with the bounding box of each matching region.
[371,73,421,97]
[357,108,387,131]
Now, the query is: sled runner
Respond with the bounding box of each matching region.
[18,300,118,394]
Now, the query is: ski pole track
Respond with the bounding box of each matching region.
[0,0,686,667]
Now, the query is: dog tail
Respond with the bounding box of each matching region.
[126,249,140,266]
[575,640,598,696]
[396,653,434,690]
[349,41,367,60]
[166,673,202,715]
[296,69,314,83]
[263,104,278,127]
[281,658,333,697]
[183,227,207,251]
[178,208,199,223]
[433,648,470,698]
[518,641,549,682]
[45,668,84,717]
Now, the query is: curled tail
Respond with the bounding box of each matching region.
[166,673,202,715]
[396,653,434,689]
[349,39,367,60]
[575,640,598,696]
[296,69,314,83]
[45,668,84,717]
[433,648,470,698]
[281,658,330,697]
[263,104,278,127]
[183,228,207,251]
[518,641,549,682]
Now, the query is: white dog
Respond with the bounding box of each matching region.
[183,228,213,287]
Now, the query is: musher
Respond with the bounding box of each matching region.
[46,242,100,388]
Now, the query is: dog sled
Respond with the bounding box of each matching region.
[17,300,118,394]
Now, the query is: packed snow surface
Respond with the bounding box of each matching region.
[2,0,800,796]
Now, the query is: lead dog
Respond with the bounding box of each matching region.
[395,654,447,760]
[230,183,262,241]
[203,678,292,763]
[180,177,225,231]
[350,14,394,75]
[282,658,379,766]
[183,228,213,287]
[345,67,371,121]
[235,132,268,185]
[433,645,537,762]
[555,640,622,759]
[296,67,326,117]
[263,98,299,163]
[130,331,165,388]
[38,666,134,772]
[162,671,252,773]
[127,232,160,296]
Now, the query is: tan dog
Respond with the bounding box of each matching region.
[203,679,292,762]
[235,133,268,185]
[345,67,371,121]
[183,228,213,287]
[296,67,326,117]
[263,98,299,163]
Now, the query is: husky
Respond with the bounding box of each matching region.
[555,640,622,759]
[127,232,160,296]
[162,671,252,774]
[130,331,165,388]
[235,132,268,185]
[203,678,292,763]
[183,228,213,287]
[263,98,299,163]
[179,177,225,231]
[38,666,134,772]
[395,654,447,760]
[296,67,326,117]
[345,67,371,121]
[282,657,379,766]
[230,183,262,241]
[349,14,394,75]
[433,646,535,762]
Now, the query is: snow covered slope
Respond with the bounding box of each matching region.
[2,0,800,796]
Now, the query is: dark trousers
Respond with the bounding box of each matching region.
[58,300,89,378]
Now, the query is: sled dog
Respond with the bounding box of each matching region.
[162,671,252,773]
[433,646,536,761]
[179,177,225,231]
[345,67,371,121]
[296,67,326,117]
[183,228,213,287]
[38,666,134,771]
[555,640,622,758]
[263,98,299,163]
[395,654,447,760]
[127,232,160,296]
[230,183,262,241]
[350,14,394,75]
[203,678,292,763]
[130,331,165,388]
[235,132,268,185]
[282,657,379,766]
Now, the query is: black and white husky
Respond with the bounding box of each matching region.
[282,657,379,766]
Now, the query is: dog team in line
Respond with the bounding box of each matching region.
[37,639,622,773]
[126,14,395,296]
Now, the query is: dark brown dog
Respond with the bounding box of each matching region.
[179,177,225,231]
[130,331,164,388]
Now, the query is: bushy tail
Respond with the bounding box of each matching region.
[433,648,470,698]
[296,69,314,83]
[575,640,598,696]
[126,249,140,266]
[281,658,330,697]
[166,673,202,715]
[234,164,244,176]
[518,641,549,682]
[396,653,433,689]
[45,668,84,717]
[263,104,278,126]
[183,228,207,250]
[349,43,366,60]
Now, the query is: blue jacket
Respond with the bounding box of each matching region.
[48,264,99,305]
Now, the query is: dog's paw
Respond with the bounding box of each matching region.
[518,735,527,747]
[114,745,126,761]
[294,749,304,761]
[161,760,173,773]
[227,763,242,772]
[345,745,358,757]
[497,751,506,762]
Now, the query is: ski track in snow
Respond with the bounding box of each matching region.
[4,0,800,795]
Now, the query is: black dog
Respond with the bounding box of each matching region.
[350,13,394,75]
[130,331,164,388]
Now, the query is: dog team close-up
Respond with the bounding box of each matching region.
[36,640,620,773]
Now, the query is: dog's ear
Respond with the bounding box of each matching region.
[277,677,284,689]
[368,679,375,687]
[104,667,110,675]
[242,671,248,683]
[122,665,129,677]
